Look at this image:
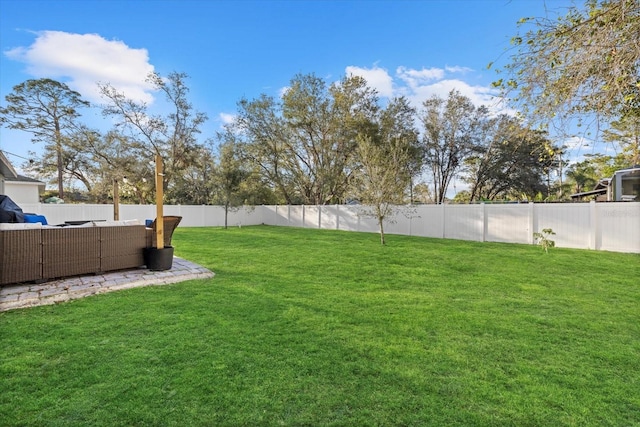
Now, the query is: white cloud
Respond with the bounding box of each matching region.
[444,65,473,74]
[404,78,499,110]
[345,64,508,116]
[345,65,394,98]
[396,66,444,89]
[219,112,236,125]
[4,30,155,104]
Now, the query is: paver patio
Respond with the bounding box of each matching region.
[0,257,214,312]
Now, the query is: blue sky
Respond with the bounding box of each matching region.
[1,0,583,173]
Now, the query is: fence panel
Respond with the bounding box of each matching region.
[485,204,531,244]
[302,206,319,228]
[598,202,640,253]
[195,206,225,227]
[274,205,291,227]
[337,205,360,232]
[260,205,286,226]
[225,206,262,227]
[169,205,206,227]
[534,204,591,250]
[120,205,157,223]
[347,206,383,234]
[289,206,305,227]
[202,206,222,227]
[384,208,411,236]
[410,205,444,238]
[444,205,484,242]
[320,205,339,230]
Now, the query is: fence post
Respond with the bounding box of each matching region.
[318,205,322,229]
[482,202,488,242]
[302,205,306,228]
[589,200,599,250]
[441,203,446,239]
[528,202,536,244]
[336,204,340,230]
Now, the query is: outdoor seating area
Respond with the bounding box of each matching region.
[0,216,182,286]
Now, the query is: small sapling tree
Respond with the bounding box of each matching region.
[533,228,556,253]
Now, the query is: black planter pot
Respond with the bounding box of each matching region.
[144,246,174,271]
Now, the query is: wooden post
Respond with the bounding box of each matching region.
[155,154,164,249]
[113,179,120,221]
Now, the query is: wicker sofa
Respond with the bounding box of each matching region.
[0,221,148,286]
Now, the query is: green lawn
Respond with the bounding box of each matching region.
[1,225,639,426]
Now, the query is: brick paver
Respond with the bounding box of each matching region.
[0,257,214,312]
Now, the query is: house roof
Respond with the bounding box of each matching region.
[594,178,610,190]
[4,174,44,184]
[609,165,640,180]
[3,174,46,194]
[0,151,18,179]
[570,188,608,199]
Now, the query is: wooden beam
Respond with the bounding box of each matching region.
[155,154,164,249]
[113,179,120,221]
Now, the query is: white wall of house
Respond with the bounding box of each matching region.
[1,152,21,199]
[1,154,15,195]
[4,181,43,206]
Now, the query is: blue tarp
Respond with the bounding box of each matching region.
[0,195,25,223]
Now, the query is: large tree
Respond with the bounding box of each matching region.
[22,125,99,198]
[234,73,378,205]
[493,0,640,127]
[169,143,216,205]
[420,90,483,203]
[99,71,208,204]
[378,96,423,203]
[464,116,560,201]
[0,78,90,199]
[234,94,295,203]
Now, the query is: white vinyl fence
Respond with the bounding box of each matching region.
[19,202,640,253]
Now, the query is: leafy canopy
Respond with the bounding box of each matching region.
[493,0,640,127]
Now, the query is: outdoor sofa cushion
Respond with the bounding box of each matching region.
[24,214,48,225]
[0,223,42,230]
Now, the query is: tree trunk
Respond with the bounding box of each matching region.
[56,149,64,199]
[55,124,64,199]
[224,202,229,229]
[378,218,386,245]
